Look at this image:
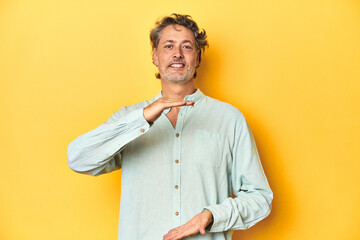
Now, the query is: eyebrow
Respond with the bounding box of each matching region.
[163,40,194,44]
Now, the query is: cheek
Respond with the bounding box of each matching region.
[189,56,198,66]
[159,55,171,65]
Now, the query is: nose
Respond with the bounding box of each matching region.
[173,46,183,59]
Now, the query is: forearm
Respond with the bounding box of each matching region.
[67,108,150,175]
[205,188,272,231]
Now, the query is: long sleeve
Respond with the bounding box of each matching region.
[205,115,273,231]
[67,106,150,176]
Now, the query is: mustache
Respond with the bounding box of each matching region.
[167,60,186,66]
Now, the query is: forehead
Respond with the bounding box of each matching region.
[158,24,195,44]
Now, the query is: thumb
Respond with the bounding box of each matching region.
[199,227,206,235]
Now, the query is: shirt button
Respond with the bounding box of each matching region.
[176,133,179,137]
[175,185,179,189]
[175,160,179,164]
[140,129,145,133]
[175,212,179,216]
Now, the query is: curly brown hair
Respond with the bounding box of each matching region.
[150,13,208,79]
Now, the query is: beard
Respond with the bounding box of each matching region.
[159,60,196,84]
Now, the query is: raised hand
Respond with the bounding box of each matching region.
[143,97,194,123]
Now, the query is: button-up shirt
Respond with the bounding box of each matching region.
[67,89,273,240]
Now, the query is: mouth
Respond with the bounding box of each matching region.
[168,62,186,68]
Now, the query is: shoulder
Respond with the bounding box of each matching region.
[202,95,245,121]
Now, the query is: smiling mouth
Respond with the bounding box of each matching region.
[168,62,185,68]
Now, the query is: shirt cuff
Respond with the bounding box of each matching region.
[201,208,214,231]
[202,205,228,232]
[125,108,151,132]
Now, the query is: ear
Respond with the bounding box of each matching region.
[196,52,200,68]
[152,49,158,66]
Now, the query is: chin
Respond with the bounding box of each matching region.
[162,71,194,84]
[164,76,192,84]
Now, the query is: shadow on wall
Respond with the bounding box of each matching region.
[195,44,222,98]
[233,124,295,239]
[196,47,296,239]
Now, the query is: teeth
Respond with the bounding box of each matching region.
[171,64,184,67]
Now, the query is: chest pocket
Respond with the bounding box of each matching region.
[194,130,223,168]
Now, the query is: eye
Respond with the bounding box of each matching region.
[183,45,192,49]
[164,45,172,49]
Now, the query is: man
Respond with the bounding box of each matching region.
[67,14,273,240]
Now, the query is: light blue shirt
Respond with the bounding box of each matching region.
[67,89,273,240]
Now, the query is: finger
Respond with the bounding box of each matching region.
[160,98,194,105]
[168,227,198,240]
[166,100,194,106]
[164,232,184,240]
[162,101,188,108]
[199,226,206,235]
[184,101,195,106]
[163,228,179,240]
[163,232,182,240]
[163,227,189,240]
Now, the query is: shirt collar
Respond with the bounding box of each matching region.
[154,89,205,114]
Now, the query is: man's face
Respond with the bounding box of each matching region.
[152,24,199,84]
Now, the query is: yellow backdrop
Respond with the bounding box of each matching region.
[1,0,359,239]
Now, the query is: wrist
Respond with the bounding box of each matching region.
[201,209,214,225]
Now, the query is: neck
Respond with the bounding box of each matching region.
[161,79,196,100]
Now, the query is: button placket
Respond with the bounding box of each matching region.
[172,107,185,225]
